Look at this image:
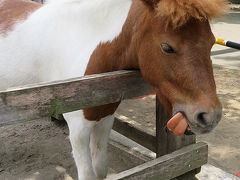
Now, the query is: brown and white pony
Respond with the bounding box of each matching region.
[0,0,227,179]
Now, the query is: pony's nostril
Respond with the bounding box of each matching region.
[196,112,208,128]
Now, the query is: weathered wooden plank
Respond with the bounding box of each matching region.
[155,97,199,179]
[156,97,196,156]
[156,97,171,157]
[0,70,152,126]
[113,114,156,152]
[105,142,208,180]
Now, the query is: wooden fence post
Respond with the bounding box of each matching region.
[156,95,200,179]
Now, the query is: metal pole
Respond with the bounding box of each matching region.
[216,38,240,50]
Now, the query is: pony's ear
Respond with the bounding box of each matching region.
[141,0,160,8]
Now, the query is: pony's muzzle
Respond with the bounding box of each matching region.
[193,108,222,129]
[174,104,222,134]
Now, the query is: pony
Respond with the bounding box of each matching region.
[0,0,227,179]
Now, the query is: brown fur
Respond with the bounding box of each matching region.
[83,4,142,120]
[83,0,223,121]
[141,0,160,8]
[157,0,229,29]
[0,0,41,35]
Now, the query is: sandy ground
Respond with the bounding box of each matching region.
[0,119,144,180]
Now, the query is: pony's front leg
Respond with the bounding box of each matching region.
[90,115,115,179]
[64,110,97,180]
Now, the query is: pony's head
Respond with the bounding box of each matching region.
[134,0,228,134]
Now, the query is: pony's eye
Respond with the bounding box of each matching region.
[160,43,176,54]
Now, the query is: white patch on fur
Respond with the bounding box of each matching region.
[64,110,97,180]
[0,0,5,7]
[0,0,132,90]
[0,0,132,179]
[90,115,115,179]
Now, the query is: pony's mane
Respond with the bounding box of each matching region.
[156,0,229,29]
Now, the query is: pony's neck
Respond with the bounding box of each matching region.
[84,25,139,75]
[83,26,139,121]
[84,0,152,76]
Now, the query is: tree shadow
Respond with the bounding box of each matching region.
[211,48,238,56]
[213,12,240,25]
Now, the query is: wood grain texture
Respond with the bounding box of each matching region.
[155,97,198,179]
[156,97,171,157]
[113,113,156,152]
[105,142,208,180]
[156,98,196,157]
[0,70,152,126]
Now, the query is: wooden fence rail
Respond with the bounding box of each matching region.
[0,70,206,179]
[0,70,151,126]
[106,142,207,180]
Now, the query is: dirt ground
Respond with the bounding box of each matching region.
[198,66,240,175]
[0,64,239,179]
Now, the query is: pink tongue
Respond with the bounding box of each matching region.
[167,112,188,136]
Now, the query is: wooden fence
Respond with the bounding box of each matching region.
[0,70,207,179]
